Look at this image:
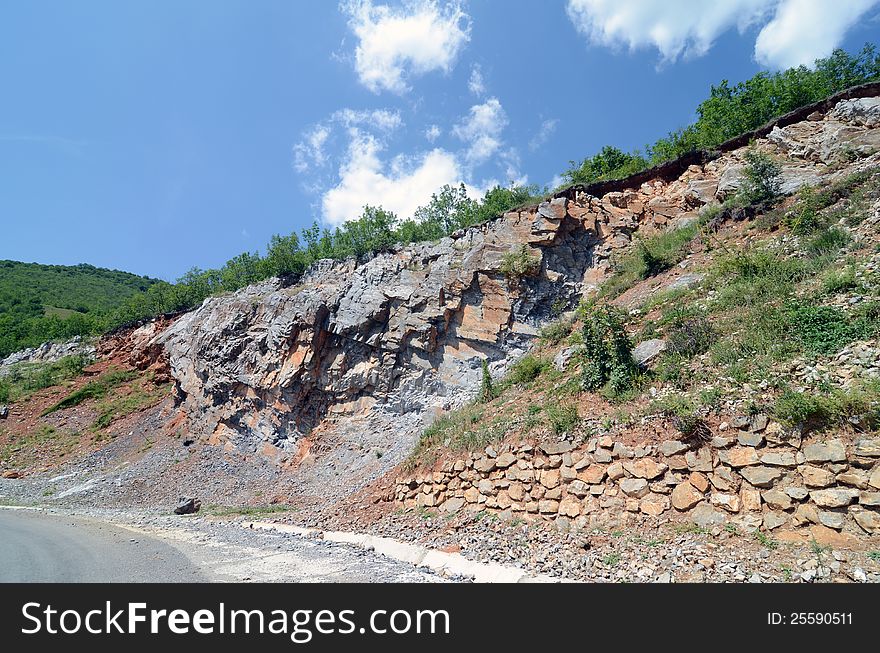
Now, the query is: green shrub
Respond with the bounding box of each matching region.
[546,404,579,435]
[500,245,541,284]
[580,307,638,396]
[712,249,810,308]
[784,186,826,234]
[785,168,880,235]
[772,390,824,426]
[655,353,687,387]
[479,360,495,403]
[821,265,858,294]
[601,223,700,297]
[785,302,878,355]
[666,316,715,358]
[805,226,850,257]
[772,382,880,429]
[737,151,782,205]
[562,146,649,186]
[649,393,696,418]
[539,318,572,345]
[507,355,547,385]
[0,354,91,404]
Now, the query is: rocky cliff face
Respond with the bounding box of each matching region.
[145,94,880,497]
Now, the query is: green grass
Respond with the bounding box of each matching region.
[546,403,579,435]
[673,523,708,535]
[202,504,298,517]
[754,530,779,550]
[785,301,880,355]
[602,552,622,566]
[711,249,812,309]
[504,355,548,386]
[821,265,859,295]
[40,368,138,416]
[783,168,880,234]
[499,245,541,282]
[92,380,169,430]
[805,226,851,257]
[0,354,91,404]
[405,404,517,470]
[0,424,80,468]
[538,318,572,345]
[601,222,701,298]
[772,381,880,430]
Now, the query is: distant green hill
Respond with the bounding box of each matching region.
[0,260,159,358]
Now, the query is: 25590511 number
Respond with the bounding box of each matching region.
[768,613,853,625]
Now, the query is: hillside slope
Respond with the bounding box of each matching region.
[2,92,880,583]
[0,260,157,314]
[0,260,160,357]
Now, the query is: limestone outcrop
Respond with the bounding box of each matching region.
[138,95,880,496]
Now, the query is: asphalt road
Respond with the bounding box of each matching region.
[0,510,207,582]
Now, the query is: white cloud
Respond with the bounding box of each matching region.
[331,108,403,132]
[529,118,558,151]
[468,64,486,96]
[425,124,442,142]
[341,0,472,94]
[565,0,769,62]
[754,0,880,69]
[293,109,402,174]
[499,148,527,187]
[452,97,509,165]
[321,130,465,225]
[293,125,331,173]
[565,0,879,69]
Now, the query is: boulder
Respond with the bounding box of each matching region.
[621,459,667,480]
[577,464,608,485]
[558,497,581,518]
[639,493,670,516]
[660,440,688,457]
[763,511,789,530]
[817,511,846,530]
[851,507,880,534]
[441,497,466,513]
[801,465,836,488]
[854,439,880,457]
[632,339,667,367]
[710,492,741,513]
[174,497,201,515]
[831,97,880,127]
[553,346,578,372]
[760,451,797,467]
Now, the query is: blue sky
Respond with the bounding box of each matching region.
[2,0,880,281]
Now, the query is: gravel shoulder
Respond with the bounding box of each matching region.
[0,506,448,583]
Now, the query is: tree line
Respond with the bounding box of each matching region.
[562,44,880,185]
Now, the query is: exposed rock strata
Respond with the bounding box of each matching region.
[139,95,880,495]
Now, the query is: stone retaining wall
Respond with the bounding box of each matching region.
[395,417,880,537]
